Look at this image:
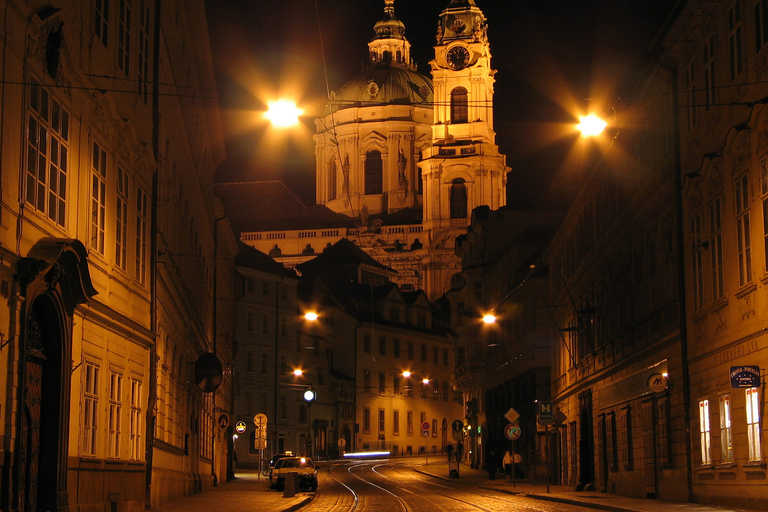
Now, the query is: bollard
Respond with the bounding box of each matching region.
[282,473,298,498]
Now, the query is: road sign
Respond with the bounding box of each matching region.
[648,373,668,392]
[421,421,431,432]
[422,430,429,437]
[217,412,230,429]
[235,421,247,433]
[253,413,268,428]
[504,407,520,424]
[505,423,521,440]
[452,420,463,431]
[338,438,346,447]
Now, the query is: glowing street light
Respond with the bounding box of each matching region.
[402,371,411,378]
[576,113,607,137]
[264,100,303,128]
[294,368,304,377]
[482,314,497,324]
[304,312,318,321]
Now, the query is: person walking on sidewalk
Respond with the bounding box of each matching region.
[486,448,498,480]
[502,450,513,482]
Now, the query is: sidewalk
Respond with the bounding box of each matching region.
[414,462,761,512]
[151,469,312,512]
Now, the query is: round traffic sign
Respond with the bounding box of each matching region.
[338,438,347,447]
[452,420,463,431]
[421,421,431,431]
[505,423,521,440]
[235,421,247,433]
[253,413,268,427]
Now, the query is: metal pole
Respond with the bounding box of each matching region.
[512,439,516,488]
[546,425,550,494]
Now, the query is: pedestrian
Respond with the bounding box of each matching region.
[502,450,513,481]
[486,448,497,480]
[456,442,464,462]
[514,451,525,478]
[446,443,454,461]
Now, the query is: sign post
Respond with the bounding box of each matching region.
[421,421,431,465]
[253,413,268,479]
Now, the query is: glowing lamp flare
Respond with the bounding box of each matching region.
[577,114,607,136]
[293,369,303,376]
[265,100,303,127]
[482,314,497,324]
[304,312,318,321]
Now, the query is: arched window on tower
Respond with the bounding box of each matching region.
[450,87,468,123]
[365,150,383,194]
[450,178,467,219]
[328,158,337,200]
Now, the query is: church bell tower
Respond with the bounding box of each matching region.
[419,0,508,232]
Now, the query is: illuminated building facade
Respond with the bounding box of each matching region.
[0,2,236,511]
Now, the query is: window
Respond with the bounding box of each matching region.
[432,419,438,438]
[261,353,268,374]
[657,398,670,465]
[704,35,717,111]
[108,371,122,459]
[393,410,400,434]
[710,198,725,299]
[420,343,427,363]
[442,381,449,401]
[735,173,752,286]
[407,340,414,360]
[83,362,99,457]
[129,379,142,460]
[117,0,131,76]
[116,167,129,270]
[685,61,697,131]
[26,78,69,226]
[246,351,254,372]
[364,150,382,195]
[91,142,107,254]
[95,0,109,46]
[433,347,439,364]
[758,0,768,52]
[363,407,371,433]
[280,316,287,336]
[379,336,386,355]
[729,1,744,81]
[262,280,269,295]
[394,374,400,394]
[262,313,269,334]
[691,214,705,311]
[247,310,255,331]
[443,348,449,366]
[137,0,150,100]
[407,410,413,435]
[699,399,711,465]
[719,394,733,463]
[393,338,400,358]
[746,387,762,461]
[620,406,632,469]
[450,87,468,123]
[450,178,467,219]
[378,409,385,433]
[363,370,371,393]
[135,187,148,285]
[200,394,213,460]
[364,333,371,353]
[378,371,386,393]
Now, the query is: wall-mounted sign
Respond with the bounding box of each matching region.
[730,366,761,389]
[217,412,230,430]
[647,373,668,393]
[235,421,247,433]
[194,352,223,393]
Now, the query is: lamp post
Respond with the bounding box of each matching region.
[303,388,316,459]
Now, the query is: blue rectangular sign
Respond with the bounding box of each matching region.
[730,366,761,389]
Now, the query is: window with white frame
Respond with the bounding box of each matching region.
[95,0,109,46]
[699,399,711,465]
[393,410,400,435]
[137,0,150,100]
[26,77,69,226]
[709,197,725,299]
[108,371,123,459]
[363,407,370,434]
[117,0,131,76]
[691,214,705,311]
[719,394,733,463]
[729,1,744,81]
[135,187,148,284]
[129,379,142,460]
[735,173,752,286]
[378,408,385,433]
[91,142,107,255]
[116,167,129,270]
[746,387,762,461]
[407,410,413,435]
[83,362,100,457]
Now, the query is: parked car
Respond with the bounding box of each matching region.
[270,456,317,492]
[268,453,291,481]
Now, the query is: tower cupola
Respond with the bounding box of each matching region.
[368,0,416,71]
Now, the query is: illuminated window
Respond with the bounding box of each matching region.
[719,394,733,463]
[137,0,150,101]
[746,387,762,461]
[91,142,107,255]
[709,197,724,299]
[735,174,752,286]
[129,379,142,460]
[83,362,100,457]
[25,77,69,226]
[117,0,131,76]
[108,371,123,459]
[135,187,148,285]
[364,150,382,195]
[699,399,711,465]
[116,167,129,270]
[728,1,744,81]
[95,0,109,46]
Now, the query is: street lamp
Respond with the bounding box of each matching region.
[303,388,316,459]
[576,113,607,136]
[264,100,303,128]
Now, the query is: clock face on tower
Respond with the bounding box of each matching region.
[447,45,470,70]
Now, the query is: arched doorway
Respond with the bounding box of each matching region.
[15,239,96,512]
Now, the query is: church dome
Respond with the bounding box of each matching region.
[331,66,433,109]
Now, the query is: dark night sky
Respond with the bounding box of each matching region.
[205,0,676,209]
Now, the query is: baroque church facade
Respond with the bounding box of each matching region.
[236,0,508,300]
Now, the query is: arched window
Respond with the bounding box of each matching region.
[365,150,383,194]
[328,158,337,200]
[450,87,468,123]
[450,178,467,219]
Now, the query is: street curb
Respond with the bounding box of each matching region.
[479,485,639,512]
[277,494,314,512]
